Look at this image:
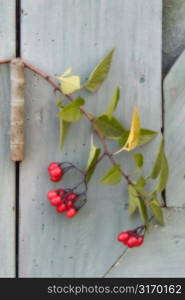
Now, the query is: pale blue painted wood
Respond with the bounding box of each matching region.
[0,0,15,277]
[163,0,185,74]
[164,49,185,207]
[20,0,162,277]
[106,208,185,277]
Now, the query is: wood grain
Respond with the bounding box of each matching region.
[163,0,185,75]
[19,0,162,277]
[0,0,15,277]
[164,49,185,207]
[10,58,25,161]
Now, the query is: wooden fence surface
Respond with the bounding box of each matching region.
[0,0,185,277]
[0,0,15,277]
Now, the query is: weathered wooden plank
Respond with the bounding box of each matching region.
[163,0,185,75]
[106,208,185,277]
[20,0,162,277]
[164,49,185,207]
[0,0,16,277]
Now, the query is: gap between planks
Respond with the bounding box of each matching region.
[15,0,21,278]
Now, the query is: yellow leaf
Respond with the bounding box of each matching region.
[114,106,141,154]
[60,76,80,94]
[62,68,72,77]
[57,68,81,94]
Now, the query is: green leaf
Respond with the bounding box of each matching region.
[118,130,130,147]
[133,153,143,168]
[157,152,169,192]
[100,164,122,185]
[57,97,85,122]
[138,129,158,147]
[135,177,149,197]
[118,128,157,148]
[136,196,148,224]
[60,107,81,122]
[128,185,138,216]
[149,197,164,225]
[84,48,115,92]
[85,145,101,182]
[149,139,169,192]
[135,176,146,188]
[59,119,71,148]
[150,139,164,179]
[73,97,85,107]
[56,99,64,108]
[128,185,148,223]
[105,87,120,118]
[94,115,125,139]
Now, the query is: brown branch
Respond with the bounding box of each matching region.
[23,60,93,121]
[0,57,154,224]
[0,58,12,64]
[1,58,135,186]
[23,60,60,92]
[21,59,134,185]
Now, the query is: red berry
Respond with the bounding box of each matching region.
[122,240,129,246]
[135,236,144,247]
[50,167,62,177]
[127,230,134,236]
[50,175,62,182]
[55,189,66,197]
[66,200,74,209]
[59,190,66,197]
[47,190,57,200]
[117,232,129,243]
[56,203,67,213]
[48,162,59,171]
[65,193,78,201]
[127,236,138,248]
[56,188,64,193]
[50,196,62,206]
[66,207,77,218]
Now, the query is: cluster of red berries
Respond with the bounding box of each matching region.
[117,228,144,248]
[47,161,87,218]
[47,188,78,218]
[48,162,63,182]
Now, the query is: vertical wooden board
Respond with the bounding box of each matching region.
[106,208,185,277]
[20,0,162,277]
[0,0,15,277]
[163,0,185,75]
[164,49,185,207]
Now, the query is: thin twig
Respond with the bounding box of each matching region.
[23,60,60,92]
[60,161,85,176]
[23,60,93,120]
